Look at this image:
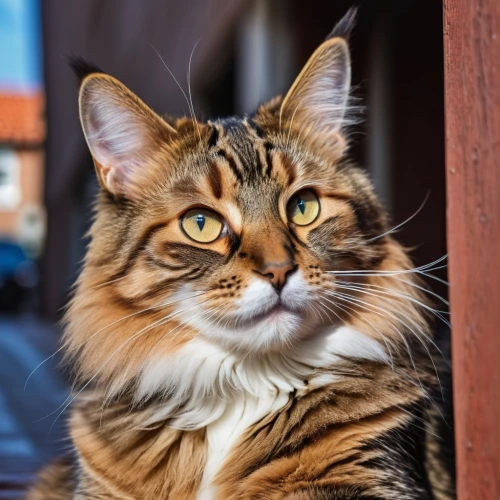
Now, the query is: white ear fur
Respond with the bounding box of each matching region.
[281,37,352,134]
[78,74,175,198]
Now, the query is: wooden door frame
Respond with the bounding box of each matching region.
[443,1,500,498]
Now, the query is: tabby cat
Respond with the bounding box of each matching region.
[29,9,454,500]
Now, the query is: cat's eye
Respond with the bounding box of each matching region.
[181,208,224,243]
[286,189,320,226]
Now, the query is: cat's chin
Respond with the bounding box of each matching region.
[200,308,321,354]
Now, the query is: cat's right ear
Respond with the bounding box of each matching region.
[70,57,176,200]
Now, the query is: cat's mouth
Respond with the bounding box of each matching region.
[236,301,300,327]
[251,303,289,321]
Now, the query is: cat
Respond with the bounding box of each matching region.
[28,8,454,500]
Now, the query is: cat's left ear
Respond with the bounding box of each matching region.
[280,8,357,134]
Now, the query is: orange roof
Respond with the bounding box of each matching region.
[0,92,45,145]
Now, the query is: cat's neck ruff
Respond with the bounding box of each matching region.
[137,325,388,430]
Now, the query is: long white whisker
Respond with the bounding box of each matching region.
[327,267,449,288]
[308,300,329,328]
[329,286,439,352]
[25,290,209,391]
[102,304,221,414]
[391,276,450,306]
[322,289,428,396]
[417,271,449,287]
[366,191,430,242]
[328,255,448,276]
[187,38,203,147]
[44,297,214,430]
[335,281,450,323]
[324,288,443,398]
[395,404,445,439]
[152,45,193,120]
[88,275,127,290]
[332,283,451,352]
[318,293,396,371]
[331,283,451,387]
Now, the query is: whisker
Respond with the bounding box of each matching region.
[286,104,301,151]
[319,291,432,398]
[417,271,449,287]
[327,256,448,276]
[102,304,221,414]
[395,404,446,438]
[328,285,445,355]
[331,282,451,380]
[326,266,449,288]
[391,276,449,306]
[335,281,450,324]
[322,289,428,397]
[40,296,214,428]
[25,290,210,391]
[88,275,127,290]
[309,300,329,328]
[318,293,396,371]
[324,288,443,399]
[152,45,195,123]
[334,255,448,273]
[366,191,430,242]
[187,38,204,148]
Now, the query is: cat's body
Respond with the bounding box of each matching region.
[28,10,454,500]
[31,340,450,500]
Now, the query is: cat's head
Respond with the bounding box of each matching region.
[66,9,421,388]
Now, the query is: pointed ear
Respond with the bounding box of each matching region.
[73,59,176,199]
[280,8,356,135]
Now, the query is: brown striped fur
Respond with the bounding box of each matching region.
[28,9,454,500]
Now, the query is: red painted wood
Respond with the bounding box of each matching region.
[443,1,500,498]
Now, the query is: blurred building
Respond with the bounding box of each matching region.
[0,0,45,257]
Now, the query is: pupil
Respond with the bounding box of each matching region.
[196,214,205,231]
[297,198,305,215]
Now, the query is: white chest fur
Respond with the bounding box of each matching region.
[196,391,290,500]
[137,326,388,499]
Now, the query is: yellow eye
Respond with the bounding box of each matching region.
[181,208,224,243]
[286,189,320,226]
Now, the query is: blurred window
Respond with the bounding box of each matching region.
[0,147,21,210]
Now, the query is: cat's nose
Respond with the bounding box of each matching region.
[255,260,297,291]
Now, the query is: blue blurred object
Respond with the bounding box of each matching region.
[0,238,38,311]
[0,0,42,93]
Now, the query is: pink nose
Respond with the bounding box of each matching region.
[255,260,297,291]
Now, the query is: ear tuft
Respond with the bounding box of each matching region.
[326,7,358,41]
[67,55,105,83]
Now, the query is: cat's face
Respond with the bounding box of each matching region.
[110,116,387,353]
[68,24,401,383]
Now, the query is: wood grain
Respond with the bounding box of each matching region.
[443,1,500,498]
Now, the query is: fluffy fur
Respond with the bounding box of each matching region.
[28,9,454,500]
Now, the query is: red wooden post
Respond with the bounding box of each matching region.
[443,1,500,498]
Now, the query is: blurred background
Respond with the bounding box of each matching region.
[0,0,446,496]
